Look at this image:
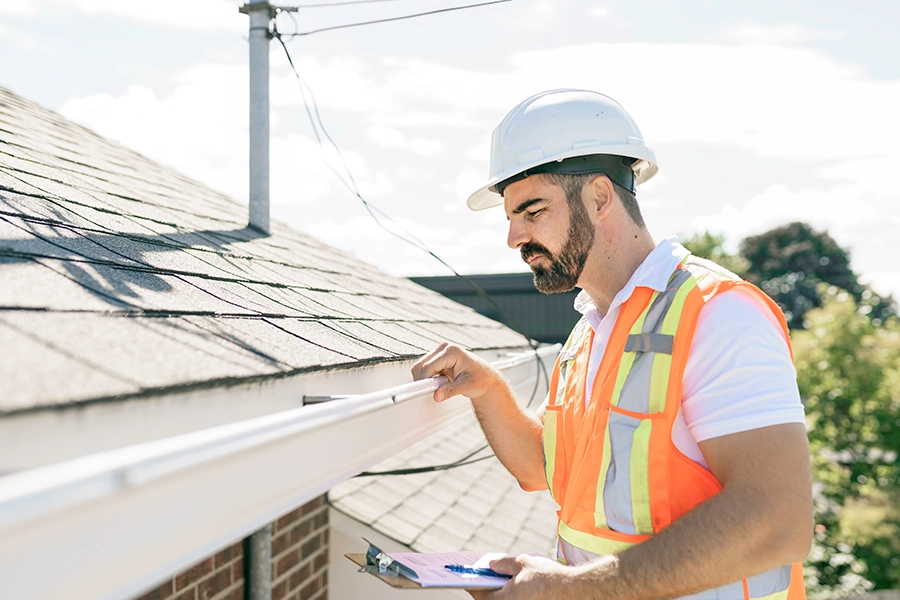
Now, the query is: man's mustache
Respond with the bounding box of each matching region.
[521,242,552,264]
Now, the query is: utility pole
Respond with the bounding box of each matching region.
[240,2,276,235]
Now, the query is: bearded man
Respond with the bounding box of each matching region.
[412,90,813,600]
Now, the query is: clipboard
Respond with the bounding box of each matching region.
[346,539,509,590]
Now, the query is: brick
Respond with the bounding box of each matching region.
[272,531,290,556]
[136,579,174,600]
[231,560,243,582]
[276,507,303,532]
[217,586,243,600]
[300,534,321,559]
[197,568,231,600]
[312,511,327,530]
[172,589,197,600]
[287,563,311,592]
[272,580,288,600]
[299,578,319,600]
[175,558,213,591]
[289,520,311,545]
[313,549,327,573]
[223,584,244,600]
[300,497,323,517]
[213,542,241,568]
[275,548,300,579]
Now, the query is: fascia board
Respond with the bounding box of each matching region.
[0,345,558,600]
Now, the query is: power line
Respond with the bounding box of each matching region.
[277,0,514,37]
[289,0,421,8]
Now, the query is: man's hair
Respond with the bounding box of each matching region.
[543,172,645,228]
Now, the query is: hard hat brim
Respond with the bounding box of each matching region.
[466,145,659,211]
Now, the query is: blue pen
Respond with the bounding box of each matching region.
[444,564,512,579]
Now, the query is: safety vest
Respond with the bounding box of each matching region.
[542,256,806,600]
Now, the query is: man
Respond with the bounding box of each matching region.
[412,90,813,600]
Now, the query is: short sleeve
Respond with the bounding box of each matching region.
[681,287,805,444]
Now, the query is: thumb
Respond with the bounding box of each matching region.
[434,379,460,402]
[488,556,523,576]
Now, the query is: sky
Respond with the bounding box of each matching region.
[2,0,899,298]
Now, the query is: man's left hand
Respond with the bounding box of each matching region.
[468,554,573,600]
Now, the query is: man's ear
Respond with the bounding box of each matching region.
[585,175,616,220]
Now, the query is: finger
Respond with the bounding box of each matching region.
[488,556,523,576]
[411,342,449,380]
[433,377,464,402]
[419,345,463,381]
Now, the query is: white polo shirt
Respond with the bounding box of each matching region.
[574,237,805,468]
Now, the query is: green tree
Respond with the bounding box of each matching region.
[793,287,900,594]
[739,222,894,329]
[681,232,749,277]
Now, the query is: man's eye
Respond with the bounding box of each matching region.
[527,209,543,218]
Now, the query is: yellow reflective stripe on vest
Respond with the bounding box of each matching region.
[610,292,657,408]
[558,520,639,556]
[659,276,698,336]
[593,414,615,530]
[629,418,654,534]
[543,407,559,500]
[598,410,656,535]
[646,353,671,413]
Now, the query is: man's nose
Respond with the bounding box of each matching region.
[507,219,528,250]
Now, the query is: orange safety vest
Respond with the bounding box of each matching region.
[542,256,806,600]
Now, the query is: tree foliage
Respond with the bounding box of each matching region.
[684,225,900,594]
[739,222,894,329]
[793,288,900,592]
[681,232,749,277]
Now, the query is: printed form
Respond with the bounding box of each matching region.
[388,551,510,588]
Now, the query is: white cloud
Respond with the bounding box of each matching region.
[50,0,243,31]
[53,35,900,296]
[61,65,248,198]
[689,176,900,297]
[716,22,844,45]
[507,43,900,162]
[588,7,611,19]
[365,125,444,156]
[0,1,36,16]
[514,0,558,30]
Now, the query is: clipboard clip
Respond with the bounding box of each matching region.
[359,538,418,579]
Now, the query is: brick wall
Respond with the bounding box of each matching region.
[272,495,329,600]
[134,542,243,600]
[134,495,328,600]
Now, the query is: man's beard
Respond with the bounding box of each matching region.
[520,201,595,294]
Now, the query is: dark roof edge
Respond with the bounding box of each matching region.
[410,272,541,295]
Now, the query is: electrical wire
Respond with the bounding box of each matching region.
[277,0,513,37]
[289,0,423,7]
[271,25,553,477]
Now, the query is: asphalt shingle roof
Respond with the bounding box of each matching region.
[330,410,559,557]
[0,86,528,415]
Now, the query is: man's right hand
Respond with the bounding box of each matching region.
[411,342,506,403]
[412,343,548,491]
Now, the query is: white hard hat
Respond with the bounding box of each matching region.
[466,89,658,211]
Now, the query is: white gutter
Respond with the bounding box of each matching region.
[0,345,557,600]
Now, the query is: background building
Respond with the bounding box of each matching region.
[411,273,581,345]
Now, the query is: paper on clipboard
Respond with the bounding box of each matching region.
[350,539,511,589]
[387,551,510,588]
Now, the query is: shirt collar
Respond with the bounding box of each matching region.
[574,236,690,328]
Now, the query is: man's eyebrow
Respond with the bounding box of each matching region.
[511,197,547,215]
